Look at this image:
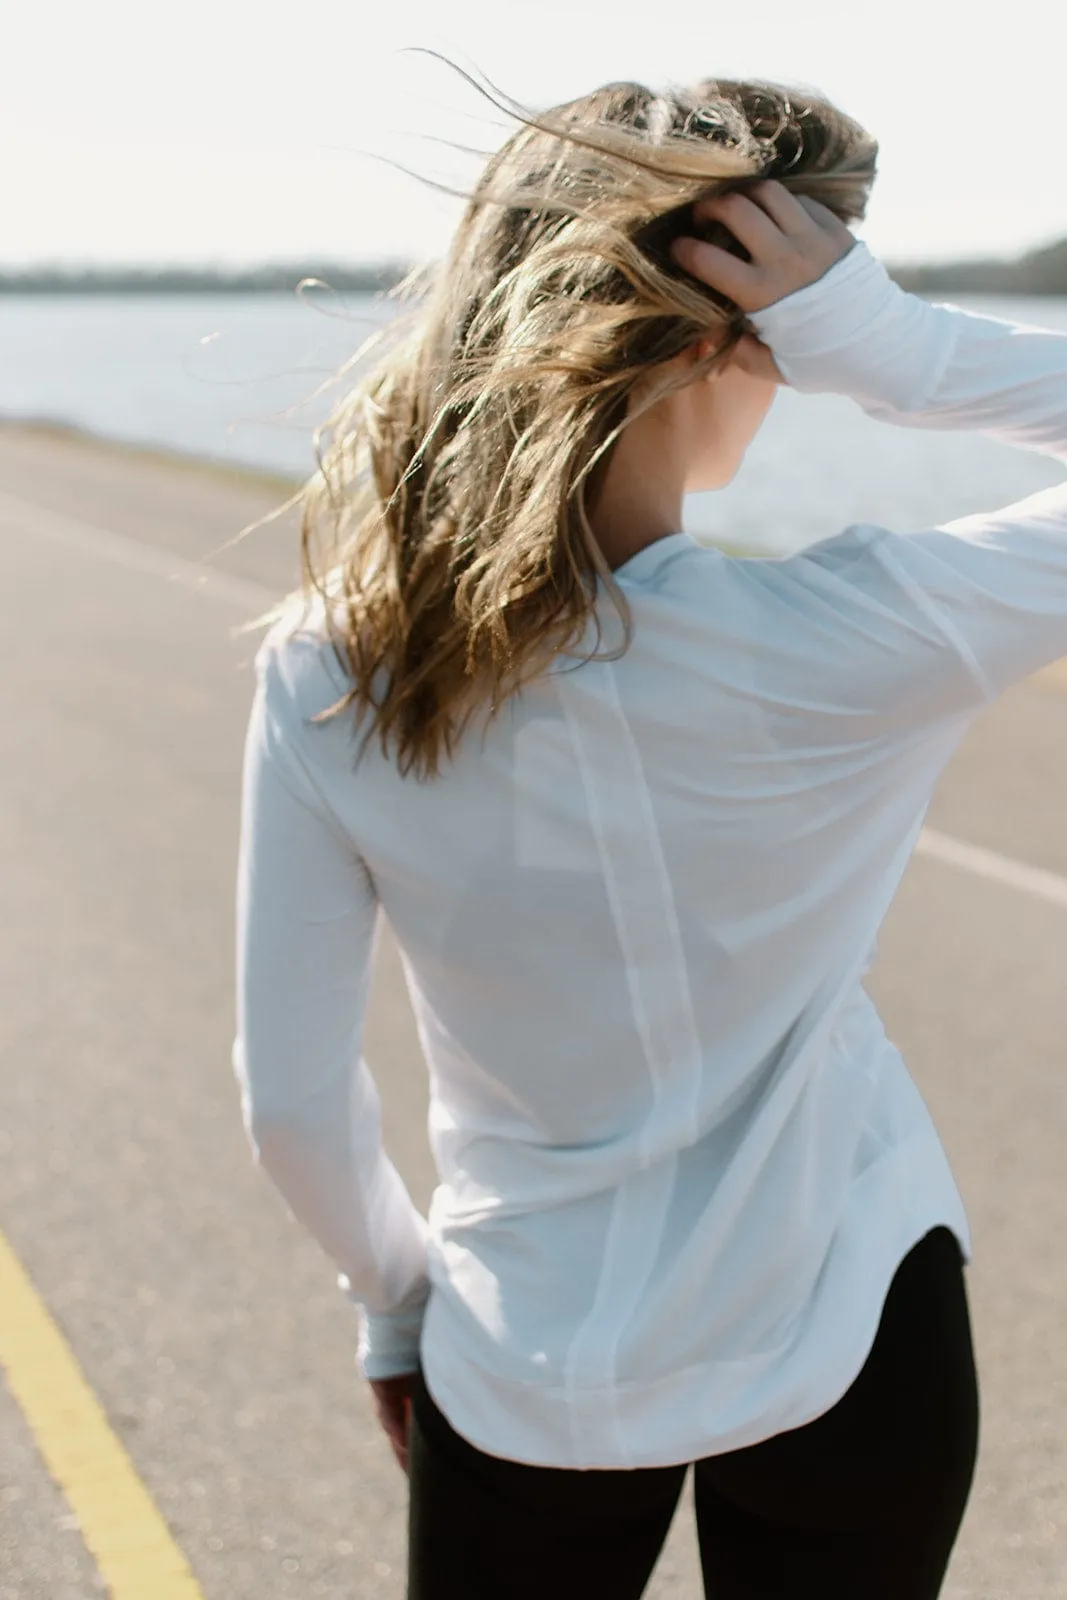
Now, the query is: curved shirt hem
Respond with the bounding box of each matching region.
[418,1191,971,1470]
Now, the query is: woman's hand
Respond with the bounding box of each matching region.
[672,178,857,313]
[672,178,859,384]
[369,1371,419,1475]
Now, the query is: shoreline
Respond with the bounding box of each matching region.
[0,414,304,498]
[0,412,775,564]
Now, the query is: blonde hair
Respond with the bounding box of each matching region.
[234,60,877,781]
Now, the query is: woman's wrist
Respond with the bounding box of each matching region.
[748,240,957,413]
[352,1274,431,1380]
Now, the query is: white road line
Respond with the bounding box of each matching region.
[915,828,1067,911]
[10,487,1067,914]
[0,488,272,614]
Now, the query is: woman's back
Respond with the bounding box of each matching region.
[240,492,985,1465]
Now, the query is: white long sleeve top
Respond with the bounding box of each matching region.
[232,239,1067,1469]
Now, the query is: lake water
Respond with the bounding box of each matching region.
[2,288,1066,558]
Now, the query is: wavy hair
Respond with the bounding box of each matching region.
[234,60,878,781]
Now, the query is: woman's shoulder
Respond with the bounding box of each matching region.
[253,588,355,723]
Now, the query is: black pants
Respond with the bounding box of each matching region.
[407,1225,979,1599]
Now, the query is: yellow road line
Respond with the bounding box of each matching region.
[0,1228,205,1599]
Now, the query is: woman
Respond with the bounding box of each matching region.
[231,67,1067,1597]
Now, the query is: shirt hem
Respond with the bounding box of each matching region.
[418,1190,971,1469]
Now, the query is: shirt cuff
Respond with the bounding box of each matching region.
[748,239,955,413]
[747,238,885,351]
[349,1275,431,1380]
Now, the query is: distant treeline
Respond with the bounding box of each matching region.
[886,234,1067,296]
[0,260,416,295]
[4,235,1067,296]
[889,235,1067,299]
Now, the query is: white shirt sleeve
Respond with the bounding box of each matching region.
[747,241,1067,723]
[231,635,430,1380]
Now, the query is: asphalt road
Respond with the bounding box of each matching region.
[2,419,1067,1599]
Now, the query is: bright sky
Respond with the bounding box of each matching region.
[6,0,1064,270]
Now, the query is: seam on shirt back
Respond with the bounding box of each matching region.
[551,653,707,1462]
